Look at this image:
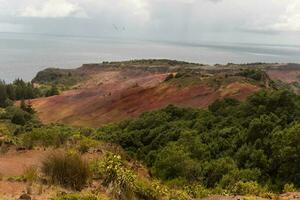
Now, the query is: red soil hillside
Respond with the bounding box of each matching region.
[31,62,262,127]
[266,64,300,83]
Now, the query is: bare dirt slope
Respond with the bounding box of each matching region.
[31,65,261,127]
[266,64,300,84]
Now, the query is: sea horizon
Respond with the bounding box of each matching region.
[1,32,300,82]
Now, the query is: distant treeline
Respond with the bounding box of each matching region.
[0,79,59,107]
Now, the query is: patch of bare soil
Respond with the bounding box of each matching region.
[0,148,48,177]
[0,149,57,200]
[201,193,300,200]
[0,181,59,200]
[201,195,265,200]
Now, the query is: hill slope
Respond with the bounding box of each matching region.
[31,60,294,127]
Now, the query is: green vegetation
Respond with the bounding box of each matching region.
[91,153,200,200]
[20,124,75,148]
[0,104,38,127]
[55,193,99,200]
[105,59,201,67]
[0,79,41,107]
[22,166,39,183]
[96,90,300,193]
[0,78,60,108]
[32,68,84,89]
[92,153,137,200]
[238,69,264,81]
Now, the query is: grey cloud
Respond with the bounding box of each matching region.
[0,0,300,44]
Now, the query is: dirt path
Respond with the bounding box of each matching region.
[0,149,48,177]
[0,149,56,199]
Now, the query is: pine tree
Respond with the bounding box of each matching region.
[0,81,8,107]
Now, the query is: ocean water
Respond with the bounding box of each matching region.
[1,32,300,82]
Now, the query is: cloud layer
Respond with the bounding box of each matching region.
[19,0,87,18]
[0,0,300,43]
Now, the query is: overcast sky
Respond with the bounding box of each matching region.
[1,0,300,44]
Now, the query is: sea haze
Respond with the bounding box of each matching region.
[1,32,300,82]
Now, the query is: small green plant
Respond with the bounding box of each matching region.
[7,175,25,182]
[283,183,296,193]
[42,151,90,190]
[23,166,38,183]
[74,136,99,154]
[55,193,99,200]
[134,179,160,200]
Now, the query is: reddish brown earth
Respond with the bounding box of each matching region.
[0,149,55,200]
[0,149,47,177]
[267,69,300,83]
[31,67,260,127]
[266,64,300,84]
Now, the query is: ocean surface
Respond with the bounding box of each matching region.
[1,32,300,82]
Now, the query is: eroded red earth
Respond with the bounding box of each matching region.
[31,68,260,127]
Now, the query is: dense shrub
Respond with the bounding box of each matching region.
[97,90,300,192]
[239,69,264,81]
[42,151,90,190]
[20,125,75,148]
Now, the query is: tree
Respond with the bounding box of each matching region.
[0,81,8,107]
[6,84,16,100]
[271,123,300,187]
[20,99,35,114]
[11,111,26,125]
[46,85,59,97]
[153,143,197,180]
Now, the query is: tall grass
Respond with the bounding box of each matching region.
[41,151,90,190]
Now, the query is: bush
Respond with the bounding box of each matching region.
[184,184,212,199]
[164,74,174,82]
[219,168,261,190]
[20,125,74,148]
[153,143,198,181]
[71,135,99,154]
[93,153,136,200]
[41,151,90,190]
[239,69,263,81]
[23,166,38,183]
[231,181,266,196]
[283,183,296,193]
[135,179,160,200]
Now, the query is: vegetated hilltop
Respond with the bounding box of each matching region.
[29,59,285,127]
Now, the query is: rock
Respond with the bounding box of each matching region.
[19,193,31,200]
[16,146,26,151]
